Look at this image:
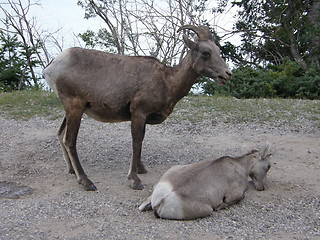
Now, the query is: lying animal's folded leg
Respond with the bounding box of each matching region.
[181,199,214,220]
[223,188,245,206]
[215,200,229,210]
[139,195,152,211]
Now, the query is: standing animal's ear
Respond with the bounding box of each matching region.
[182,35,197,50]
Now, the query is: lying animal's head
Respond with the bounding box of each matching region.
[249,145,272,191]
[178,25,231,85]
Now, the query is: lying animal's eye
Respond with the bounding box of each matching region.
[202,51,211,58]
[266,164,271,172]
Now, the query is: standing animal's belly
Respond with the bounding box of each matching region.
[84,102,131,123]
[146,113,167,124]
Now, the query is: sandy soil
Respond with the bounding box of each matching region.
[0,115,319,239]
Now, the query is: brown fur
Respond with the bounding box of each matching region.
[43,25,231,191]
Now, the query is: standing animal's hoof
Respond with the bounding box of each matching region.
[78,178,97,191]
[84,184,97,191]
[131,182,144,190]
[127,172,144,189]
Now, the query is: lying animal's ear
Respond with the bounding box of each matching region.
[183,35,197,50]
[261,143,272,160]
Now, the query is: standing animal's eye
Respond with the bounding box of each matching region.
[202,51,211,58]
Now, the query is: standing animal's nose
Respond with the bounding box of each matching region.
[226,70,232,77]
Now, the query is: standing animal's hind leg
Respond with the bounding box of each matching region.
[137,160,147,174]
[128,112,147,190]
[57,116,74,174]
[136,122,147,174]
[62,98,97,191]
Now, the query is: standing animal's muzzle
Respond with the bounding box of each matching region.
[216,69,232,85]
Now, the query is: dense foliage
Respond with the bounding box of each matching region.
[200,0,320,99]
[221,0,320,67]
[0,30,27,91]
[202,60,320,99]
[0,30,40,92]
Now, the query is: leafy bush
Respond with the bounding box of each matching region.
[295,63,320,99]
[202,60,320,99]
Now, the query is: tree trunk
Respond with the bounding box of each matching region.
[308,0,320,62]
[290,42,307,69]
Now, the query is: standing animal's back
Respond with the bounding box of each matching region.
[66,48,166,80]
[45,48,167,99]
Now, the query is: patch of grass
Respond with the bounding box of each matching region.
[0,91,319,129]
[0,90,63,120]
[172,96,320,127]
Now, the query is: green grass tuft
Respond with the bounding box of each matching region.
[171,96,320,128]
[0,91,319,130]
[0,90,63,120]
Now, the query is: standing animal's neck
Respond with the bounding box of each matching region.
[168,53,199,103]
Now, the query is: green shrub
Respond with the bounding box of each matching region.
[295,63,320,99]
[203,66,276,98]
[202,60,320,99]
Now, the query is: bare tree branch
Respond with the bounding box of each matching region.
[78,0,223,65]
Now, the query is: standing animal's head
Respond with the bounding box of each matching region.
[178,25,231,85]
[249,145,272,191]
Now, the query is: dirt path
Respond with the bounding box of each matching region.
[0,116,319,239]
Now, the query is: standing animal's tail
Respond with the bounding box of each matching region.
[42,59,54,78]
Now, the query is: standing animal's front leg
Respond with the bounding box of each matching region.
[128,112,147,190]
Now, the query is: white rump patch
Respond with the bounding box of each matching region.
[151,181,184,219]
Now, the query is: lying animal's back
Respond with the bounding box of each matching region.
[163,157,246,193]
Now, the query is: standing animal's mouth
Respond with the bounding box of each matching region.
[216,69,232,85]
[215,76,227,85]
[201,69,231,85]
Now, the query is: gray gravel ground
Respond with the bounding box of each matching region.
[0,115,319,240]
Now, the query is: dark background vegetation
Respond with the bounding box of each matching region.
[0,0,319,99]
